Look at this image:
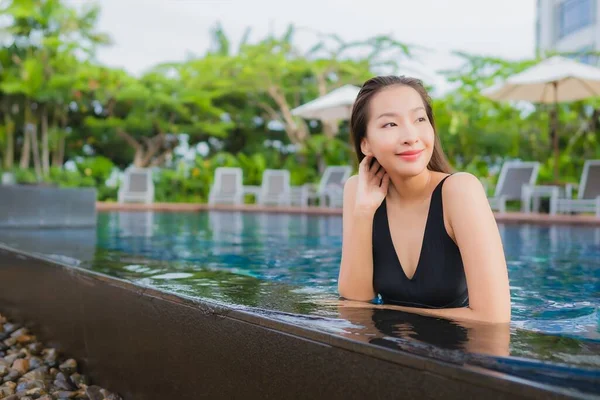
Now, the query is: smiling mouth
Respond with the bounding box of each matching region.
[397,149,423,157]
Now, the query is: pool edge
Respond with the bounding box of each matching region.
[0,244,594,400]
[95,202,600,226]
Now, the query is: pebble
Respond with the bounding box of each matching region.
[0,313,122,399]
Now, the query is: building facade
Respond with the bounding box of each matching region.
[536,0,599,64]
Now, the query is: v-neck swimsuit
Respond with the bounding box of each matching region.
[372,174,469,309]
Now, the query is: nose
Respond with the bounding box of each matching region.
[398,121,420,145]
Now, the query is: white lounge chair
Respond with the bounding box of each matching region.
[118,167,154,204]
[550,160,600,217]
[488,161,540,213]
[257,169,291,206]
[1,172,15,185]
[208,167,245,205]
[292,165,352,208]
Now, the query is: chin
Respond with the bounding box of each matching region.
[390,160,429,177]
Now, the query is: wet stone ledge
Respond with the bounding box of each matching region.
[0,313,121,400]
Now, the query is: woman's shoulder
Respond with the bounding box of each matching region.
[441,172,489,211]
[443,171,485,189]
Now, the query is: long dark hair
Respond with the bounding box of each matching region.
[350,75,453,173]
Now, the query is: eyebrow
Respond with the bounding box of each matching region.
[376,107,425,119]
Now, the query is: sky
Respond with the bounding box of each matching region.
[84,0,538,96]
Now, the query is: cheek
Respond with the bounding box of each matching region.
[422,127,435,149]
[368,132,397,153]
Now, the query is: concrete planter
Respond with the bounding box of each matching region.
[0,185,96,228]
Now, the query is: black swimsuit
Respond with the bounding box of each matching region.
[372,174,469,309]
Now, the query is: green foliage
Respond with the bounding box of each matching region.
[45,166,94,187]
[2,0,600,204]
[12,168,38,184]
[74,155,115,186]
[154,166,206,203]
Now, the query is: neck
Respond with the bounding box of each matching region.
[388,169,433,204]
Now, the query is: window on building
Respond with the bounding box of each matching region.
[571,44,598,65]
[558,0,595,38]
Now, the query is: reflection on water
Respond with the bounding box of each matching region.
[119,211,154,238]
[1,211,599,385]
[92,212,600,365]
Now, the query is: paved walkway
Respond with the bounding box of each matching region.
[96,202,600,226]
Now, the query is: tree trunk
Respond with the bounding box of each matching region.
[267,85,309,144]
[57,133,65,167]
[19,106,31,169]
[3,110,14,170]
[20,101,38,172]
[149,149,173,167]
[20,126,30,170]
[316,73,339,138]
[323,121,339,138]
[29,124,42,179]
[117,129,145,167]
[41,104,50,176]
[133,149,145,168]
[317,154,326,175]
[51,107,62,167]
[52,129,66,168]
[139,133,166,167]
[590,108,600,134]
[54,112,68,167]
[550,103,559,181]
[51,126,60,167]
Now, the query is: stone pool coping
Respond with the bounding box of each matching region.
[96,202,600,226]
[0,244,596,400]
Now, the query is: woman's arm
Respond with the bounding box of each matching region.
[337,175,377,301]
[338,156,390,301]
[337,173,511,324]
[442,172,511,323]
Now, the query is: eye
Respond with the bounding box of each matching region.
[382,122,397,128]
[416,117,427,123]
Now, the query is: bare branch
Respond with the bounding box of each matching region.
[117,129,142,151]
[257,100,280,121]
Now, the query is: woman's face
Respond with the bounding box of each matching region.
[361,85,435,177]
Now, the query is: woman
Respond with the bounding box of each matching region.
[337,75,511,324]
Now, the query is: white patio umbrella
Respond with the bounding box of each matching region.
[291,84,361,122]
[482,55,600,180]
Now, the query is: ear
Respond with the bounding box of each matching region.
[360,138,372,156]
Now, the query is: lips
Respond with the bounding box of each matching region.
[397,149,423,156]
[396,149,424,162]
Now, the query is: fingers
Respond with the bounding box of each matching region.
[360,155,372,172]
[369,161,385,180]
[371,161,382,175]
[368,158,382,174]
[361,156,388,184]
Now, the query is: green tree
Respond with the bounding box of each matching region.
[84,66,232,168]
[0,0,110,176]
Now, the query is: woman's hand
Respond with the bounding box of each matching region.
[354,155,390,214]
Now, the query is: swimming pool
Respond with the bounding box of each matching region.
[94,213,600,361]
[0,210,598,393]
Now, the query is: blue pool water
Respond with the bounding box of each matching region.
[0,211,599,377]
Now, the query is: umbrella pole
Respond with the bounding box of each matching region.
[552,81,560,182]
